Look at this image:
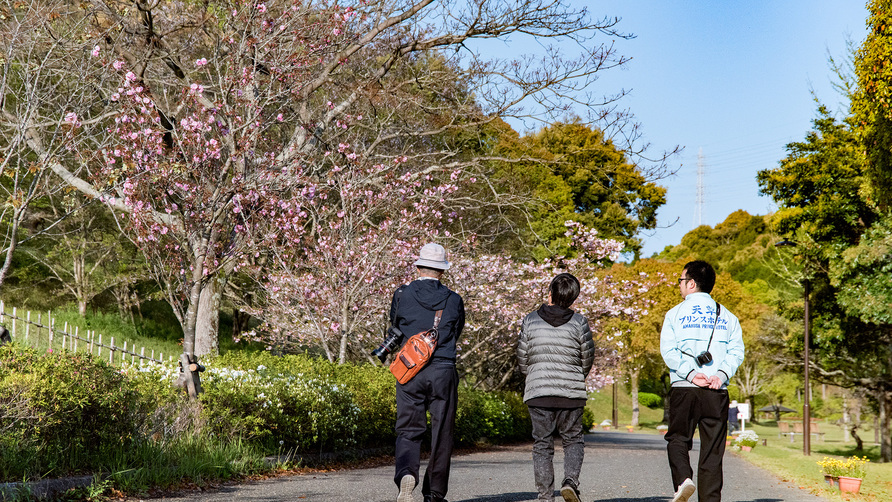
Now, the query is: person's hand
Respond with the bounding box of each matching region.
[691,373,710,387]
[707,375,723,389]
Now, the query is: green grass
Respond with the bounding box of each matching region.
[585,391,892,499]
[1,306,183,364]
[1,305,264,366]
[732,421,892,501]
[586,386,666,430]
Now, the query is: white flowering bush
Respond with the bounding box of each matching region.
[199,357,362,451]
[116,352,532,454]
[735,430,759,448]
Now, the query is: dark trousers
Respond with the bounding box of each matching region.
[528,406,585,501]
[395,361,458,502]
[666,387,729,502]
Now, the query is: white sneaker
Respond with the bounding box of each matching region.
[397,474,416,502]
[671,478,695,502]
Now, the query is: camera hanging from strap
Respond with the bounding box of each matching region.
[680,303,721,367]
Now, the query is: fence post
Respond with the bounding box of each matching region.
[25,311,30,343]
[109,337,114,364]
[11,307,16,339]
[49,315,54,352]
[73,326,78,353]
[140,347,145,367]
[97,334,102,358]
[37,313,42,350]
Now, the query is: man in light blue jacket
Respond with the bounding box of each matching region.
[660,261,744,502]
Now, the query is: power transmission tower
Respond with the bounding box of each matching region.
[695,147,705,228]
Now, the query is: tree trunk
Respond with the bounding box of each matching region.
[194,276,222,356]
[843,394,851,443]
[0,207,23,291]
[232,308,251,339]
[747,396,758,425]
[881,389,892,462]
[338,328,349,364]
[630,368,640,427]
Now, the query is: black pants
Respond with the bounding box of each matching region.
[395,361,458,502]
[665,387,729,502]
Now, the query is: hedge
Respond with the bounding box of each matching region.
[0,345,532,481]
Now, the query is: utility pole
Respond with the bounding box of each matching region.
[695,147,705,228]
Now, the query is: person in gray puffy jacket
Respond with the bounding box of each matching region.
[516,272,594,502]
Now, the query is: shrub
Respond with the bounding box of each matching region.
[455,387,530,445]
[0,344,150,480]
[199,354,362,451]
[638,392,663,409]
[1,344,538,485]
[581,407,595,431]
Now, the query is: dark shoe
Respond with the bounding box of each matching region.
[560,479,581,502]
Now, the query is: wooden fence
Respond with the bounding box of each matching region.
[0,301,169,366]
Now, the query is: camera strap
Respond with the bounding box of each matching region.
[680,303,722,360]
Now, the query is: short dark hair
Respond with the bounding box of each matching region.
[682,260,716,293]
[550,273,580,308]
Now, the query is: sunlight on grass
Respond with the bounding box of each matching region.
[735,421,892,501]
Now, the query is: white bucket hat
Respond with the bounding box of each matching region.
[414,243,450,270]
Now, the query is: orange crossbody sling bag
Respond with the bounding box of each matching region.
[389,308,443,384]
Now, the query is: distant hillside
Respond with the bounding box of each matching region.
[653,210,790,303]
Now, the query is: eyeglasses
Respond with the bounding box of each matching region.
[677,277,691,284]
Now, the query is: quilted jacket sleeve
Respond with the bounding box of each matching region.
[580,316,595,377]
[516,315,530,375]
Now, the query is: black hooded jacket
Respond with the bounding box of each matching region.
[389,278,465,362]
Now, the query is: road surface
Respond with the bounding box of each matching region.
[155,431,828,502]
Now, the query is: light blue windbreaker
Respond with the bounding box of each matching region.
[660,292,745,388]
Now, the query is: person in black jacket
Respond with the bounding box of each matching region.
[391,243,465,502]
[517,273,594,502]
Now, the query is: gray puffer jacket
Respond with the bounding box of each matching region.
[516,309,595,402]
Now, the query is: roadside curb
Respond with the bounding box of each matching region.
[0,475,94,500]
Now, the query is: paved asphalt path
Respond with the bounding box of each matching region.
[156,432,828,502]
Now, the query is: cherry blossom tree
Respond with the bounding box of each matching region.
[10,0,641,397]
[241,147,467,363]
[448,221,651,391]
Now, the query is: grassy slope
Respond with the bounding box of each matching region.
[586,385,666,429]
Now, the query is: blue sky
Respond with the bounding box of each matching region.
[487,1,868,257]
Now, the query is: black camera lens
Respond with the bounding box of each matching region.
[695,351,713,366]
[371,327,403,364]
